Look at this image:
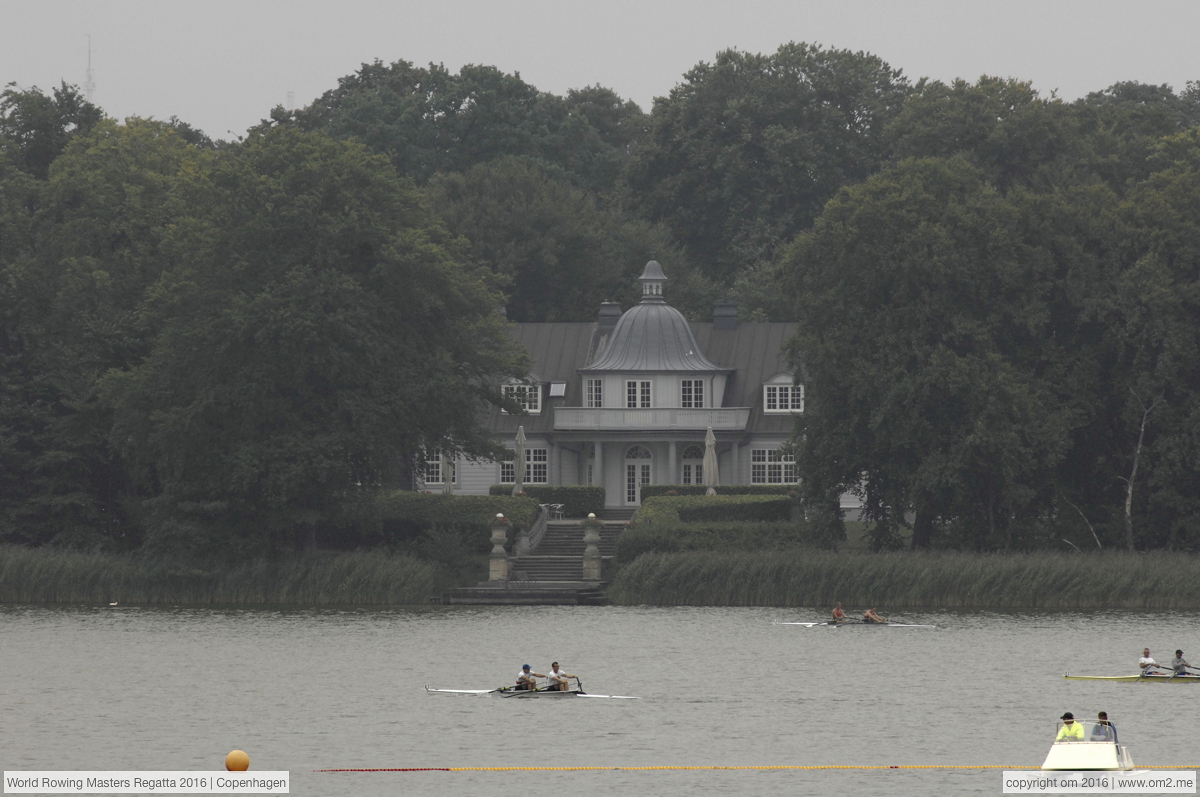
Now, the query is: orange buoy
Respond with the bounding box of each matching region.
[225,750,250,771]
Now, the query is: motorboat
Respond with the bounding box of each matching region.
[1041,718,1134,771]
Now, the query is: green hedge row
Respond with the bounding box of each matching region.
[640,485,798,499]
[487,485,605,517]
[638,494,795,526]
[616,521,812,561]
[375,491,539,529]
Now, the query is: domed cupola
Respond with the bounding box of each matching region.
[582,261,729,373]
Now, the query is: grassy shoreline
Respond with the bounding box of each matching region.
[0,546,443,606]
[607,549,1200,610]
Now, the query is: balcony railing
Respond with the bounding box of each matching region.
[553,407,751,431]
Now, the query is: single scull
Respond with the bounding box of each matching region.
[773,619,936,628]
[1063,672,1200,683]
[424,685,640,699]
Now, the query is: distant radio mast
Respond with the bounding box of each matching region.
[84,34,96,102]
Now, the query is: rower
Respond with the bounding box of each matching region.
[516,664,545,691]
[1055,712,1084,741]
[831,602,846,624]
[1138,648,1160,671]
[862,607,886,624]
[1170,650,1193,676]
[547,661,577,691]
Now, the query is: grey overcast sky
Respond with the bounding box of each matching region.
[2,0,1198,141]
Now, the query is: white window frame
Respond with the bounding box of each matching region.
[681,379,705,409]
[626,380,651,408]
[502,382,541,414]
[422,449,456,485]
[763,381,804,413]
[586,378,603,408]
[751,448,797,484]
[500,447,549,484]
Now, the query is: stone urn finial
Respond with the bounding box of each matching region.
[489,514,510,581]
[581,514,602,581]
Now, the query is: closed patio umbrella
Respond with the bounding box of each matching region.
[441,450,454,495]
[512,426,526,497]
[703,427,719,496]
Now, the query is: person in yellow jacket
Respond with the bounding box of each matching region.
[1055,712,1085,741]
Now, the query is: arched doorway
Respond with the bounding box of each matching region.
[680,444,704,486]
[625,445,652,505]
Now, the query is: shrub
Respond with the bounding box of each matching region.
[640,485,797,499]
[487,485,605,517]
[638,494,794,525]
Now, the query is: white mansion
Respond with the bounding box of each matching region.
[422,261,806,508]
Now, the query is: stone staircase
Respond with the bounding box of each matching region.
[507,520,622,581]
[439,509,634,605]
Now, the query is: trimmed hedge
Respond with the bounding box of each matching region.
[375,491,539,530]
[617,494,844,561]
[616,521,810,562]
[640,485,798,499]
[487,485,605,517]
[638,494,795,525]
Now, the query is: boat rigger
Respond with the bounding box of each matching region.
[423,685,640,699]
[1064,672,1200,682]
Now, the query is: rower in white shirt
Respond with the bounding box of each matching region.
[546,661,577,691]
[1138,648,1160,671]
[516,664,545,690]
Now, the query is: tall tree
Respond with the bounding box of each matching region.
[288,59,646,192]
[626,43,910,287]
[101,127,528,556]
[426,158,714,322]
[0,118,204,547]
[781,157,1103,549]
[0,82,103,179]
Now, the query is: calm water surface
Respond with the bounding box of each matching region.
[3,605,1198,796]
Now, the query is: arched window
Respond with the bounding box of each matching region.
[625,445,653,459]
[763,373,803,413]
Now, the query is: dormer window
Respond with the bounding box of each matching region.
[502,382,541,414]
[764,374,804,413]
[681,379,705,408]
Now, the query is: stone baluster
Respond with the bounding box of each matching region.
[489,514,510,582]
[582,513,602,582]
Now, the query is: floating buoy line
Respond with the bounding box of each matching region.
[315,764,1199,772]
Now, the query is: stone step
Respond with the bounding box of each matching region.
[441,585,608,606]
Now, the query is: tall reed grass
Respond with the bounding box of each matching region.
[607,549,1200,609]
[0,546,443,605]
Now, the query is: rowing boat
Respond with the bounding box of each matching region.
[773,620,936,628]
[423,685,640,699]
[1063,673,1200,683]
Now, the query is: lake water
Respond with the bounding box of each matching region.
[3,605,1197,796]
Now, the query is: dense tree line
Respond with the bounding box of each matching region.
[3,43,1200,555]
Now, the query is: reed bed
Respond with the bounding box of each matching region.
[0,546,443,606]
[607,549,1200,609]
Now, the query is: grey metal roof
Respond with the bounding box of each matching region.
[491,319,803,436]
[581,301,730,372]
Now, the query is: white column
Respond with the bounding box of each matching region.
[730,442,739,485]
[551,442,560,485]
[594,441,604,503]
[668,441,677,484]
